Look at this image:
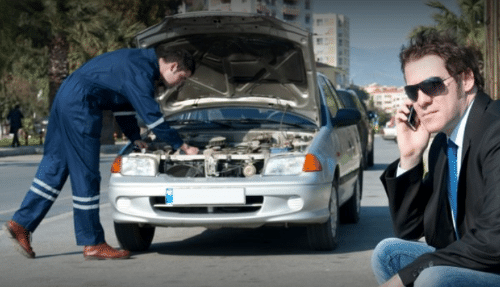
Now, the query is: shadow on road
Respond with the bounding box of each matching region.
[366,163,390,171]
[142,206,393,257]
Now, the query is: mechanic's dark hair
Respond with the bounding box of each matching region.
[155,45,196,75]
[400,30,484,91]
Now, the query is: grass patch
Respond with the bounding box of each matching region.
[0,136,45,147]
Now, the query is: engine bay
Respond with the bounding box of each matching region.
[131,130,315,178]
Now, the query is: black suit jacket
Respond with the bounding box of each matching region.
[381,92,500,285]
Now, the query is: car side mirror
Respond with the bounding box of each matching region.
[332,108,361,127]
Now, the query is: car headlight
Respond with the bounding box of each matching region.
[111,154,159,176]
[263,153,322,176]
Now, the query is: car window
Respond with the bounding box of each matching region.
[317,76,340,117]
[337,91,358,109]
[167,107,315,126]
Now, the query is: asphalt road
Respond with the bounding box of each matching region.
[0,136,400,287]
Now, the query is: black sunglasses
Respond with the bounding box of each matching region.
[404,76,453,102]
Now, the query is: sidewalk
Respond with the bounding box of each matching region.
[0,143,127,158]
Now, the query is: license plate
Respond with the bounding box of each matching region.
[165,187,245,206]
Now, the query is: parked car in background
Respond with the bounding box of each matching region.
[108,12,363,252]
[382,116,397,141]
[337,89,374,168]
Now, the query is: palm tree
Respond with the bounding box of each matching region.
[410,0,485,52]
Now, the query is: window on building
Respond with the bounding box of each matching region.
[305,0,311,9]
[338,39,343,46]
[316,18,323,26]
[305,14,310,24]
[316,38,324,45]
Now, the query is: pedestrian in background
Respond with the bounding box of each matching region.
[4,46,199,260]
[372,30,500,286]
[7,104,24,147]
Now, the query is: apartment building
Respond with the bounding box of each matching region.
[207,0,313,32]
[365,83,406,114]
[313,13,350,87]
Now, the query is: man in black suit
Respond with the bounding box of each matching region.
[371,30,500,286]
[7,104,24,147]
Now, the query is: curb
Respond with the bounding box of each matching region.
[0,144,127,158]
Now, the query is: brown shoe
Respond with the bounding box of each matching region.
[83,242,130,260]
[4,220,35,258]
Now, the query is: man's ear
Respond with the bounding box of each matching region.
[169,61,178,72]
[462,69,475,93]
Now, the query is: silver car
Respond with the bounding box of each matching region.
[108,12,362,252]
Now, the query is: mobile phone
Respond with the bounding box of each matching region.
[407,105,417,130]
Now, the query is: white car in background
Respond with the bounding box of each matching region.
[108,12,362,252]
[382,117,397,141]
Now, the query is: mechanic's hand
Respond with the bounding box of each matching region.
[133,140,149,150]
[180,143,199,155]
[380,274,404,287]
[395,100,431,170]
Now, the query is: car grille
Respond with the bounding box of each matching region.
[150,196,263,214]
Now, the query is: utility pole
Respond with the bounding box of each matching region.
[485,0,499,100]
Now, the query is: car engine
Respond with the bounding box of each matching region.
[135,130,314,178]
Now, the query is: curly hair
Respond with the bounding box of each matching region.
[155,45,196,75]
[400,30,484,91]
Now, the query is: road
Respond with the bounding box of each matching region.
[0,136,400,287]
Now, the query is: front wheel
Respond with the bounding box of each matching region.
[340,169,362,224]
[307,181,339,251]
[114,222,155,252]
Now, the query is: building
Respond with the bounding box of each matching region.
[365,83,405,114]
[207,0,313,33]
[313,13,350,87]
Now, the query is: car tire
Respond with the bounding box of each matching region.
[114,222,155,252]
[367,145,374,167]
[307,180,339,251]
[340,169,362,224]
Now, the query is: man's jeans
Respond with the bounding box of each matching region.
[371,238,500,287]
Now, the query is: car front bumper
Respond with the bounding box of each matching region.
[109,174,332,229]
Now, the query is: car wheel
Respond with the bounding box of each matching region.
[340,169,362,224]
[307,180,339,251]
[114,222,155,252]
[367,145,374,167]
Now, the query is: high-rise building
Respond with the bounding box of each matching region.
[313,13,350,87]
[207,0,313,33]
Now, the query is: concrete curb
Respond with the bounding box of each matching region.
[0,143,127,158]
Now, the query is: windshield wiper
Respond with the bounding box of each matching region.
[234,118,314,129]
[167,119,232,128]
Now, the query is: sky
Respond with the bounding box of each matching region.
[312,0,462,86]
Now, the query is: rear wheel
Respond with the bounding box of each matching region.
[367,146,374,167]
[307,180,339,251]
[114,222,155,252]
[340,169,362,224]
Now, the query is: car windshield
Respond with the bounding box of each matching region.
[166,107,317,129]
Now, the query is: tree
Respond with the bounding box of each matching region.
[410,0,485,53]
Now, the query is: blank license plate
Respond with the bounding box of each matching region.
[165,187,245,206]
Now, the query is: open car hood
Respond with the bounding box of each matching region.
[134,12,320,126]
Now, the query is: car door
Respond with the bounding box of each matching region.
[317,75,354,178]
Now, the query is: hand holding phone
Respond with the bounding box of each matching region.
[407,105,417,131]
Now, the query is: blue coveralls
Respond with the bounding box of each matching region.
[12,48,184,245]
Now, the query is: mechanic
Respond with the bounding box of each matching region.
[4,46,199,260]
[371,30,500,286]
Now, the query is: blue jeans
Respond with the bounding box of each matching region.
[371,238,500,287]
